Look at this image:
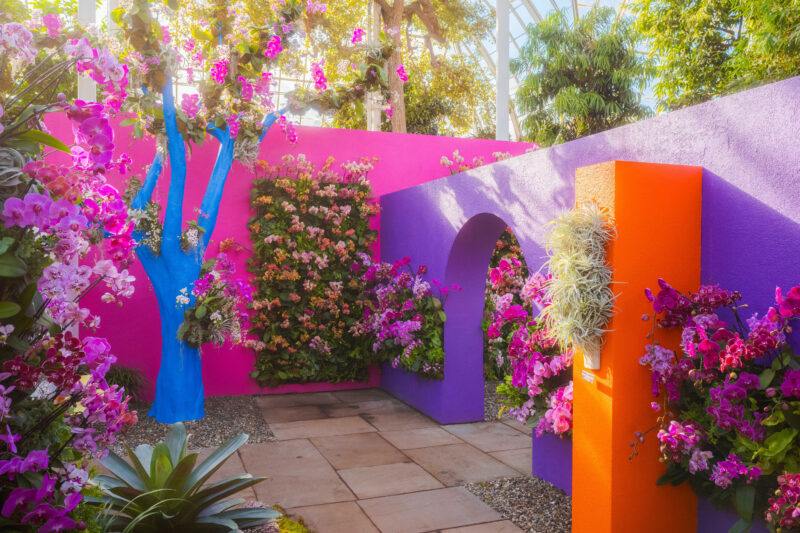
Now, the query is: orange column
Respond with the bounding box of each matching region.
[572,161,701,533]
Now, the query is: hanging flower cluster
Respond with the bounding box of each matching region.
[247,154,379,385]
[0,22,138,533]
[112,0,319,151]
[636,279,800,530]
[353,255,459,379]
[177,253,253,349]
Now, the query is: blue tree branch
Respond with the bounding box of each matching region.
[196,112,281,250]
[160,77,188,258]
[131,153,164,210]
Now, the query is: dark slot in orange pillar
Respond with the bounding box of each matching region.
[572,161,701,533]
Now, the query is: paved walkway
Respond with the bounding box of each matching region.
[216,388,532,533]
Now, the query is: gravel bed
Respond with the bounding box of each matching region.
[485,379,513,422]
[111,395,275,453]
[464,476,572,533]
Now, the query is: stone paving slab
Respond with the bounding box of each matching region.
[443,422,533,452]
[310,432,411,470]
[338,462,444,499]
[322,398,412,418]
[270,415,376,440]
[245,388,533,532]
[357,487,502,533]
[288,501,380,533]
[379,427,464,450]
[442,520,525,532]
[239,440,355,508]
[260,403,328,423]
[490,448,533,476]
[254,391,342,409]
[360,410,439,432]
[404,443,520,486]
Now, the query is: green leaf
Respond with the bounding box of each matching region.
[119,118,138,127]
[735,484,755,523]
[0,253,26,277]
[0,237,14,255]
[166,423,187,466]
[151,443,174,487]
[759,368,775,389]
[18,283,37,311]
[164,453,197,492]
[195,305,207,319]
[177,322,189,339]
[728,518,753,533]
[761,428,798,458]
[192,27,213,42]
[0,302,20,318]
[16,130,71,153]
[437,310,447,323]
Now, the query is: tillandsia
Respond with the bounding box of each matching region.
[634,278,800,532]
[0,15,139,533]
[177,253,253,349]
[542,203,616,369]
[353,255,460,380]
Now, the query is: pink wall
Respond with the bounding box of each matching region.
[46,115,530,400]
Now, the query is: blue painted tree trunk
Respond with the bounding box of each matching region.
[130,78,280,423]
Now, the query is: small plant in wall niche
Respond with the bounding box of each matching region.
[543,203,616,369]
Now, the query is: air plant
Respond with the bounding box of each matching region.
[542,203,616,369]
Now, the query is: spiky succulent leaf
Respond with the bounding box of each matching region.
[100,450,149,492]
[185,433,249,494]
[166,422,188,466]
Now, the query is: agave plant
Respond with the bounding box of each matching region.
[93,423,277,532]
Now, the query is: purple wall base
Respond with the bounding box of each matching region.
[697,496,769,533]
[531,432,572,495]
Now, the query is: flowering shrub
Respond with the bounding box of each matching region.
[247,155,379,384]
[482,229,529,379]
[353,255,459,380]
[177,253,253,349]
[0,17,138,532]
[490,271,574,436]
[637,279,800,530]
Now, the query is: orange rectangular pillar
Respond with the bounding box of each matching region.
[572,161,701,533]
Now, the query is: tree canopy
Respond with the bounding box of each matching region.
[631,0,800,110]
[511,6,654,146]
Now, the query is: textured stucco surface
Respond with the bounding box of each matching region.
[380,75,800,422]
[43,114,530,400]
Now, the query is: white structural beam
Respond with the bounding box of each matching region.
[572,0,580,20]
[77,0,96,101]
[517,0,544,22]
[495,0,510,141]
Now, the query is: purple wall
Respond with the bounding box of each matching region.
[380,75,800,422]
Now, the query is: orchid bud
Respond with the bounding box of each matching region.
[766,387,777,397]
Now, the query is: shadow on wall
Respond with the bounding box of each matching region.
[380,161,565,423]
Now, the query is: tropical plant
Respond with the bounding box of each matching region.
[111,0,365,423]
[0,17,139,533]
[631,0,800,110]
[93,422,276,532]
[542,203,616,369]
[511,6,654,146]
[635,279,800,532]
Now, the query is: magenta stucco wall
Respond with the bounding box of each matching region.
[44,114,530,400]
